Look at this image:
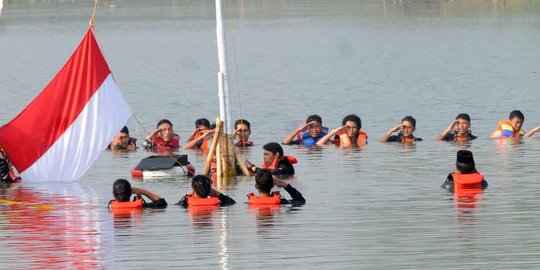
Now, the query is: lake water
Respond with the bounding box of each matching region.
[1,0,540,269]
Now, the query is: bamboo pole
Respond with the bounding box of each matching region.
[202,119,223,176]
[202,118,249,178]
[218,135,228,176]
[235,146,251,176]
[216,140,222,177]
[226,134,237,176]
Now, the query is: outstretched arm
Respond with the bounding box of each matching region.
[185,129,197,143]
[147,128,162,141]
[184,130,214,149]
[132,187,167,208]
[244,160,257,175]
[524,126,540,137]
[436,120,457,141]
[210,188,236,206]
[282,121,315,145]
[316,125,346,146]
[380,124,402,142]
[132,187,162,202]
[109,136,122,150]
[273,177,305,206]
[142,128,162,149]
[441,173,454,190]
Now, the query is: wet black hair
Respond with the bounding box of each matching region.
[509,110,524,121]
[342,114,361,130]
[235,119,251,131]
[191,175,212,198]
[263,142,283,158]
[456,162,476,174]
[113,179,132,202]
[402,116,416,127]
[195,118,211,129]
[456,150,476,173]
[255,170,274,194]
[120,126,129,135]
[306,114,322,125]
[157,119,173,128]
[455,113,471,123]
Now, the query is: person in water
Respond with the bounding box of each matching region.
[0,146,20,184]
[491,110,540,138]
[436,113,477,142]
[176,175,236,207]
[491,110,526,138]
[247,169,305,206]
[381,115,422,142]
[109,179,168,209]
[246,142,295,176]
[234,119,253,147]
[142,119,181,151]
[108,126,137,151]
[184,118,214,150]
[316,114,368,147]
[282,114,328,145]
[441,150,488,191]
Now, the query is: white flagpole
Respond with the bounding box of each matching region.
[216,0,233,135]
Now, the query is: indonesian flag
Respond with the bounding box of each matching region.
[0,28,132,182]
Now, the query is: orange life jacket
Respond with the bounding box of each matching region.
[186,195,220,207]
[261,156,297,170]
[402,136,417,143]
[452,173,485,207]
[339,131,368,147]
[188,204,219,215]
[454,135,469,142]
[193,130,210,150]
[452,172,484,191]
[491,120,524,138]
[109,197,143,210]
[247,192,282,205]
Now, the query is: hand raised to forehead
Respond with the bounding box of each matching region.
[390,124,403,133]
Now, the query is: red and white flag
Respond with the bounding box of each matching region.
[0,28,131,182]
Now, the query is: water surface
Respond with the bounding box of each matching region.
[1,0,540,269]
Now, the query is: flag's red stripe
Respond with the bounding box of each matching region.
[0,28,110,172]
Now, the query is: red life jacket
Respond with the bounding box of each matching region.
[247,192,282,205]
[339,131,368,147]
[261,156,297,170]
[186,195,220,207]
[109,197,143,210]
[452,172,484,191]
[152,134,180,151]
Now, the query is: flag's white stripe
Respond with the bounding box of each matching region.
[21,74,131,182]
